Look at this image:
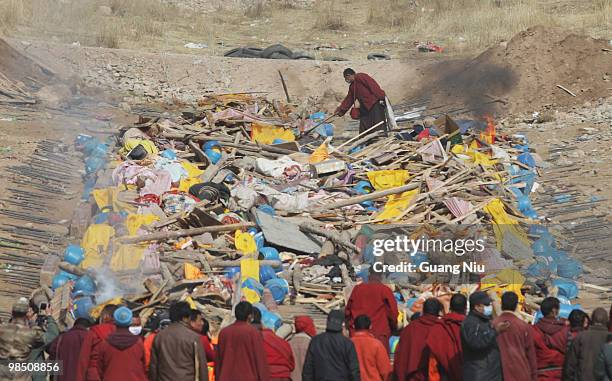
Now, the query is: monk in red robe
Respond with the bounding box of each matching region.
[216,301,270,381]
[493,292,537,381]
[346,268,398,352]
[531,297,568,381]
[335,68,388,134]
[394,298,441,381]
[76,304,118,381]
[426,293,467,381]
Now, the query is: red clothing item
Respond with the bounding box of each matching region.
[294,316,317,338]
[531,317,569,381]
[336,73,386,115]
[426,312,465,381]
[216,321,270,381]
[47,325,89,381]
[200,334,216,364]
[394,314,440,381]
[352,330,392,381]
[261,328,295,379]
[346,281,398,350]
[493,312,537,381]
[76,322,116,381]
[96,327,147,381]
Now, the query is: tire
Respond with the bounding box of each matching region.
[292,53,315,60]
[242,47,263,57]
[261,44,293,59]
[323,56,348,61]
[223,48,241,57]
[224,47,261,58]
[367,53,391,61]
[268,52,292,60]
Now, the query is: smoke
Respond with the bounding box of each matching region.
[91,267,125,304]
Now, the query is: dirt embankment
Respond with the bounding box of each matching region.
[419,26,611,116]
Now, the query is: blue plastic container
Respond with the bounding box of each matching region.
[261,310,282,330]
[64,245,85,265]
[553,279,578,299]
[272,138,287,144]
[557,259,583,279]
[259,265,277,284]
[202,140,221,151]
[74,275,96,295]
[225,266,240,279]
[257,204,275,216]
[73,296,95,320]
[354,181,373,194]
[518,152,536,168]
[260,247,280,261]
[242,277,264,297]
[265,278,289,304]
[205,149,221,164]
[52,272,71,289]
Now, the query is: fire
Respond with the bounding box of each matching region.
[479,116,496,145]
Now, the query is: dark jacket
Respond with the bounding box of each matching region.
[594,342,612,381]
[460,310,502,381]
[149,321,208,381]
[302,318,360,381]
[96,327,147,381]
[563,325,609,381]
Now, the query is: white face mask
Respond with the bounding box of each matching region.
[483,305,493,316]
[129,326,143,335]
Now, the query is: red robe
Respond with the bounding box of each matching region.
[531,317,569,381]
[394,314,440,381]
[76,322,116,381]
[96,327,147,381]
[47,325,89,381]
[216,321,270,381]
[336,73,386,115]
[494,312,537,381]
[346,281,398,350]
[199,335,216,364]
[261,328,295,380]
[426,312,465,381]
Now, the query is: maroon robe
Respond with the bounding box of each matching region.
[76,323,116,381]
[346,281,398,351]
[494,312,537,381]
[336,73,386,115]
[426,312,465,381]
[48,325,89,381]
[216,321,270,381]
[394,314,440,381]
[531,317,569,380]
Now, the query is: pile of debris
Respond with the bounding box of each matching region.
[36,91,595,336]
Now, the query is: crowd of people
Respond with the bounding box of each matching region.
[0,275,611,381]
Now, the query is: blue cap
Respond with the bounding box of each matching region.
[113,306,133,327]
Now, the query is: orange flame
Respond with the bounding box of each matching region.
[479,116,496,145]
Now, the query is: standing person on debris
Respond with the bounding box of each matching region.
[96,307,147,381]
[302,309,361,381]
[394,298,441,381]
[48,312,92,381]
[216,301,270,381]
[594,333,612,381]
[563,307,610,381]
[532,297,569,380]
[289,316,317,381]
[76,304,118,381]
[493,291,538,381]
[0,298,47,381]
[346,267,398,352]
[426,293,467,381]
[149,301,208,381]
[259,309,295,381]
[335,68,388,134]
[351,315,392,381]
[460,291,508,381]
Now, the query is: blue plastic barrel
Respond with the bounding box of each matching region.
[242,277,264,297]
[74,275,96,295]
[73,296,94,320]
[52,272,71,289]
[261,310,282,330]
[553,279,578,299]
[64,245,85,265]
[260,247,280,261]
[265,278,289,304]
[259,265,277,284]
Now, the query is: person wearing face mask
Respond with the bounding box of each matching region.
[493,291,537,381]
[129,315,144,338]
[96,307,147,381]
[460,291,509,381]
[532,297,569,380]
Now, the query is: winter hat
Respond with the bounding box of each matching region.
[294,316,317,337]
[113,306,133,327]
[469,291,491,308]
